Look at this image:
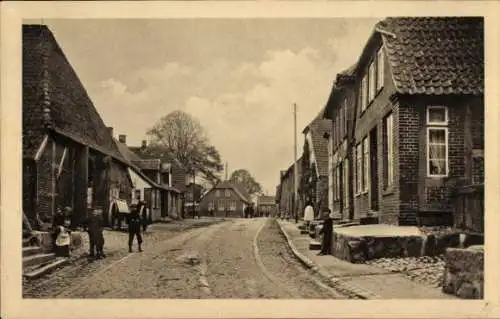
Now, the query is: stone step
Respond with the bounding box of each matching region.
[23,253,55,268]
[309,240,322,250]
[22,246,43,257]
[23,258,69,280]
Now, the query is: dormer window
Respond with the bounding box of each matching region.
[215,190,220,197]
[225,190,231,197]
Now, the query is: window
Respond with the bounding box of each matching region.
[356,143,362,194]
[335,165,341,200]
[363,137,369,193]
[230,200,237,211]
[215,190,220,197]
[427,106,449,177]
[377,47,385,91]
[218,199,225,211]
[336,113,341,144]
[369,62,376,102]
[225,189,231,197]
[340,106,344,138]
[155,189,160,209]
[343,99,348,136]
[208,201,214,210]
[383,113,394,188]
[360,76,368,112]
[428,128,448,176]
[343,159,349,208]
[427,106,448,126]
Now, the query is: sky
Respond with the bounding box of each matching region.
[31,18,379,195]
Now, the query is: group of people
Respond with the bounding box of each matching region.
[43,200,150,260]
[303,201,334,256]
[243,205,256,218]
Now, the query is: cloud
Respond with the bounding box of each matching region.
[88,26,375,194]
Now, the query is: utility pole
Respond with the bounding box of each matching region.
[225,162,228,181]
[293,103,299,224]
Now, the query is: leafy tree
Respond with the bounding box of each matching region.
[145,110,223,185]
[229,169,263,197]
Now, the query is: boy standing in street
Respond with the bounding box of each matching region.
[127,205,143,253]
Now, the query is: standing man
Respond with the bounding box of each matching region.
[127,205,143,253]
[138,200,150,232]
[318,209,333,256]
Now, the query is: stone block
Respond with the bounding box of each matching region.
[442,246,484,299]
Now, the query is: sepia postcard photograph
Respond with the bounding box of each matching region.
[1,1,500,318]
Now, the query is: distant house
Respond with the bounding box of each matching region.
[199,181,252,217]
[113,134,179,222]
[22,25,132,228]
[123,138,184,219]
[300,111,332,215]
[277,158,302,218]
[184,182,205,216]
[323,17,484,228]
[256,195,277,217]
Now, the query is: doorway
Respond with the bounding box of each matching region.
[369,127,379,211]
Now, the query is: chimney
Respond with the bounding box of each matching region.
[141,140,147,149]
[118,134,126,144]
[107,127,114,138]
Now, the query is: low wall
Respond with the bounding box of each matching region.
[442,246,484,299]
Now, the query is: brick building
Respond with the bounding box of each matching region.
[277,158,303,218]
[22,25,134,228]
[300,111,332,216]
[323,17,484,226]
[199,181,252,217]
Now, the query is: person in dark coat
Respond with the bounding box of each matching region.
[318,209,333,256]
[83,208,106,259]
[138,201,150,232]
[127,206,143,253]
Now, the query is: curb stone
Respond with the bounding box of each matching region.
[277,220,381,300]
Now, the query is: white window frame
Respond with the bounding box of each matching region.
[215,190,220,197]
[427,127,449,178]
[377,47,385,91]
[361,76,368,112]
[343,159,349,208]
[385,113,394,188]
[427,106,448,126]
[225,189,231,197]
[218,199,225,211]
[230,200,237,211]
[363,136,370,193]
[343,99,348,137]
[356,143,362,195]
[208,201,214,210]
[369,61,376,103]
[336,165,341,200]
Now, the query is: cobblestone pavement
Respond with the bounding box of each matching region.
[364,255,445,288]
[22,218,226,298]
[24,218,346,299]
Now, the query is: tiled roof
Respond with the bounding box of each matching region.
[22,25,126,162]
[212,181,252,203]
[303,110,332,177]
[377,17,483,95]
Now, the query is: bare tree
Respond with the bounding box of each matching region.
[146,110,223,185]
[229,169,263,197]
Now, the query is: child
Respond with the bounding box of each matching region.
[54,225,71,257]
[84,208,106,259]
